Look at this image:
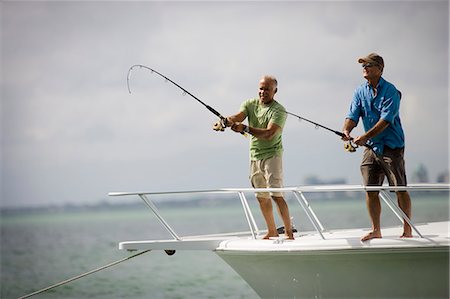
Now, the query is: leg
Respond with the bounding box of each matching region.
[397,191,412,237]
[379,147,412,237]
[360,149,385,241]
[272,196,294,240]
[257,196,278,239]
[361,191,383,241]
[250,160,278,239]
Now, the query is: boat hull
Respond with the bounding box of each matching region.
[111,185,450,298]
[216,247,449,299]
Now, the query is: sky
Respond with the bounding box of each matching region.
[1,1,448,208]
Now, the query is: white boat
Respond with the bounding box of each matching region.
[109,184,449,299]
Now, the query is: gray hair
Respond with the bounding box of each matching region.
[261,75,278,88]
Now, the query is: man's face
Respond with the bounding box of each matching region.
[258,78,277,104]
[362,62,383,81]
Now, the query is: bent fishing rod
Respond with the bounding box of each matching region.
[127,65,230,128]
[127,65,337,135]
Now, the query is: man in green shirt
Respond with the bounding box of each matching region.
[214,75,294,240]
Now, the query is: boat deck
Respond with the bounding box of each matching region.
[216,221,449,252]
[117,221,449,252]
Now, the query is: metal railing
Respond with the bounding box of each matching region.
[109,184,449,240]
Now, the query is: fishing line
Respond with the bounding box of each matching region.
[17,250,151,299]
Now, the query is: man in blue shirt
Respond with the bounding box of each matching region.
[342,53,412,241]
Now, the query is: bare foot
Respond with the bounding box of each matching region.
[263,233,279,240]
[285,231,294,240]
[361,231,382,242]
[401,226,412,238]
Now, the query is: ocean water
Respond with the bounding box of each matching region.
[1,191,448,299]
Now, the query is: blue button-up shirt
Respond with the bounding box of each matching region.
[346,77,405,154]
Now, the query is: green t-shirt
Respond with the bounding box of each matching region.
[240,98,287,161]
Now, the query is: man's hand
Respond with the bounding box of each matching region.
[342,119,357,141]
[354,135,369,146]
[213,118,233,132]
[341,130,352,141]
[230,122,246,133]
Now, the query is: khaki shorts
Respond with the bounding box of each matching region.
[250,155,284,199]
[360,147,407,186]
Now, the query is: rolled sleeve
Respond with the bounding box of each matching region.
[346,90,362,124]
[380,87,400,124]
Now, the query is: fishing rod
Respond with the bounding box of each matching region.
[283,110,364,152]
[284,110,345,138]
[127,65,230,130]
[286,90,403,152]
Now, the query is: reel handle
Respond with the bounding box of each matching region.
[344,140,358,152]
[212,118,247,137]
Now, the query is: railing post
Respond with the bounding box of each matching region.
[379,190,424,238]
[139,194,182,240]
[238,192,258,239]
[239,192,259,233]
[293,191,326,240]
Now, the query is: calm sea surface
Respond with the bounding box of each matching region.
[1,191,449,299]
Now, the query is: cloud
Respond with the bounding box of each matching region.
[1,1,448,207]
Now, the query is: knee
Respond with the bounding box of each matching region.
[257,197,271,204]
[396,191,411,200]
[366,191,379,199]
[271,196,286,204]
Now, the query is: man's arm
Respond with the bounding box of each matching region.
[226,111,246,125]
[342,118,358,141]
[212,111,246,131]
[231,121,281,140]
[353,119,390,146]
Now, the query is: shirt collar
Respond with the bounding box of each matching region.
[365,76,385,90]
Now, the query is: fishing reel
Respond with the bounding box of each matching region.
[212,118,228,132]
[344,141,358,152]
[213,119,248,137]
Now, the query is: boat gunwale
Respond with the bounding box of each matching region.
[112,184,449,252]
[109,183,450,197]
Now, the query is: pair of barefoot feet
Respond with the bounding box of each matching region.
[261,229,413,241]
[262,232,294,240]
[360,230,413,241]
